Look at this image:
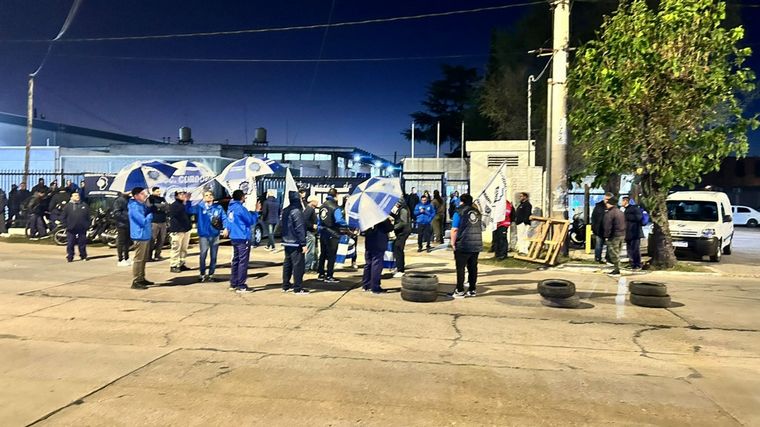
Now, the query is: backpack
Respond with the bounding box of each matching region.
[641,209,651,226]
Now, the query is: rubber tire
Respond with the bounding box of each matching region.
[537,279,576,298]
[629,281,668,297]
[723,239,732,255]
[53,227,68,246]
[401,273,439,292]
[709,240,722,263]
[540,295,580,309]
[400,288,438,303]
[630,293,671,308]
[748,219,758,227]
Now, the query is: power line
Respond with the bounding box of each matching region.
[3,2,545,43]
[54,53,491,63]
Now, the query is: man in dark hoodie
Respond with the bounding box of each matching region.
[261,190,281,251]
[391,199,411,278]
[303,196,319,273]
[362,217,394,294]
[112,192,132,266]
[591,192,613,263]
[168,191,192,273]
[60,192,90,262]
[281,191,309,294]
[147,187,168,261]
[603,197,626,275]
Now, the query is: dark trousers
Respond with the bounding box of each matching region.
[493,226,509,259]
[362,250,384,291]
[116,227,131,261]
[29,213,47,238]
[267,224,276,249]
[594,235,605,262]
[417,223,432,250]
[230,239,251,288]
[150,222,167,259]
[626,239,642,269]
[283,246,305,291]
[455,251,479,293]
[66,230,87,260]
[393,232,409,272]
[317,231,339,278]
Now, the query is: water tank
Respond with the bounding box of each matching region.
[254,127,267,144]
[178,127,193,144]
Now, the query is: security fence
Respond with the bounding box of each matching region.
[0,170,88,193]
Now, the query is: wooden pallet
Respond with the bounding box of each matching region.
[513,216,571,266]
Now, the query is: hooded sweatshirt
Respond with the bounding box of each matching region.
[281,191,307,247]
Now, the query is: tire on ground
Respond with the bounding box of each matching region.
[537,279,576,298]
[540,295,580,309]
[401,288,438,303]
[401,273,439,292]
[630,293,671,308]
[629,281,668,297]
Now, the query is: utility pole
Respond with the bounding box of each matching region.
[436,121,440,159]
[22,77,34,186]
[527,74,534,167]
[548,0,570,220]
[411,121,415,158]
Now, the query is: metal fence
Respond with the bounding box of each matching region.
[0,170,88,193]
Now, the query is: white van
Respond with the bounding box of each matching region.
[666,191,734,262]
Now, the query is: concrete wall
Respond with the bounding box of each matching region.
[467,140,544,243]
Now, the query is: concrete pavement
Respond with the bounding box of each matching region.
[0,239,758,426]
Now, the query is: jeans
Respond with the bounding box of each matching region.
[393,232,409,272]
[493,226,509,259]
[132,240,149,283]
[150,222,167,259]
[267,223,276,249]
[417,223,432,250]
[317,231,339,278]
[169,231,190,268]
[230,239,251,288]
[362,250,384,291]
[626,238,642,269]
[455,251,479,293]
[116,227,131,261]
[607,236,624,269]
[199,235,219,276]
[29,213,47,238]
[305,231,317,271]
[594,235,605,262]
[66,229,87,260]
[283,246,305,291]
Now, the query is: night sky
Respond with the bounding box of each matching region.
[1,0,759,159]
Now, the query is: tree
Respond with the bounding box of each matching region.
[568,0,757,268]
[402,65,486,152]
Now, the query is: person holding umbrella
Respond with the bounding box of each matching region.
[362,218,394,294]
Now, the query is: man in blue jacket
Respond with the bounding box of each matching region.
[415,194,435,252]
[60,192,90,262]
[362,218,394,294]
[223,189,257,293]
[128,187,154,290]
[193,190,225,282]
[450,193,483,298]
[281,191,309,294]
[261,190,281,251]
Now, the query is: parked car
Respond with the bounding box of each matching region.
[732,205,760,227]
[663,191,734,262]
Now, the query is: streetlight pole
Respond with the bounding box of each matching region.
[411,121,415,159]
[549,0,570,220]
[22,77,34,186]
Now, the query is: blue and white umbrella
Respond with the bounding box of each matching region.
[167,160,217,204]
[346,177,402,231]
[109,160,177,193]
[216,156,283,211]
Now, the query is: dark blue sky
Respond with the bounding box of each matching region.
[1,0,759,159]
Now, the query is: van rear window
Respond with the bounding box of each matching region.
[667,201,718,221]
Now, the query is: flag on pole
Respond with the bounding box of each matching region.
[475,162,509,233]
[282,167,302,209]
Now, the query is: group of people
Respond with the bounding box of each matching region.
[0,178,87,237]
[591,193,647,275]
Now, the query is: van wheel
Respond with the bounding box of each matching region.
[723,240,732,255]
[710,240,722,262]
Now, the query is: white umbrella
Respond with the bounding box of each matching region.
[346,177,403,231]
[109,160,177,193]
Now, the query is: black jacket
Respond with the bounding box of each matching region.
[303,204,318,233]
[603,206,626,239]
[623,204,644,241]
[168,200,192,232]
[61,201,90,232]
[393,204,412,236]
[364,219,394,253]
[281,192,307,247]
[513,201,532,225]
[112,195,130,229]
[147,195,168,223]
[406,194,420,217]
[10,189,31,215]
[591,200,607,237]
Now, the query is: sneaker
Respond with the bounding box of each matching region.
[393,272,404,278]
[371,288,388,294]
[228,285,237,291]
[324,277,340,284]
[236,286,254,293]
[317,274,326,281]
[179,265,191,271]
[207,274,217,282]
[66,258,73,263]
[451,291,466,299]
[131,282,147,290]
[609,269,621,275]
[199,275,207,282]
[170,267,181,273]
[292,289,310,295]
[81,257,88,261]
[282,286,292,293]
[426,248,432,253]
[351,263,358,269]
[466,290,477,297]
[417,248,423,253]
[117,260,129,267]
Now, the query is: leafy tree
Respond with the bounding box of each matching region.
[402,65,487,152]
[568,0,757,268]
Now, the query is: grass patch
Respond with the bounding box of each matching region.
[654,262,712,273]
[480,255,542,270]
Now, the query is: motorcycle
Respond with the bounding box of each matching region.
[568,213,587,248]
[53,208,112,246]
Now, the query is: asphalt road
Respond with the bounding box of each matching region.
[711,227,760,276]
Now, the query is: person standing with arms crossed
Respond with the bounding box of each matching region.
[224,190,257,293]
[128,187,154,289]
[450,194,483,298]
[60,192,90,262]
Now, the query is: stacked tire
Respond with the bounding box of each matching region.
[629,281,671,308]
[538,279,580,309]
[401,273,439,303]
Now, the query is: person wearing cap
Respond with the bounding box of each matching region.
[281,191,310,294]
[192,190,225,282]
[168,191,193,273]
[128,187,154,289]
[603,196,626,275]
[303,195,319,273]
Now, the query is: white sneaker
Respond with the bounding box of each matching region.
[117,260,129,267]
[127,259,133,266]
[393,272,404,278]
